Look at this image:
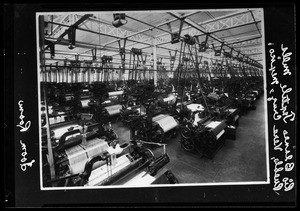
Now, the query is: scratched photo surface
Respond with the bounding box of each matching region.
[36,8,269,190]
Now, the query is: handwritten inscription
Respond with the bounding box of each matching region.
[283,130,294,167]
[271,157,283,192]
[17,100,34,172]
[267,85,295,123]
[268,43,295,195]
[273,125,282,151]
[16,100,31,132]
[269,48,279,85]
[267,90,281,121]
[281,44,292,76]
[271,157,294,194]
[20,140,35,171]
[280,84,295,123]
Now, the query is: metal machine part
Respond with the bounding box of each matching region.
[130,113,179,143]
[119,105,146,125]
[81,140,157,186]
[147,153,170,176]
[224,108,240,127]
[180,117,227,158]
[151,170,179,184]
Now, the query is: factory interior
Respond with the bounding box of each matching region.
[39,8,267,188]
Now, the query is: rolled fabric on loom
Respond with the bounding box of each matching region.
[108,90,124,97]
[65,138,109,175]
[105,104,123,116]
[152,114,178,133]
[80,99,91,108]
[205,121,227,140]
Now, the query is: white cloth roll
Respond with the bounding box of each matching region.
[206,121,222,129]
[152,114,166,122]
[80,99,90,108]
[105,104,123,116]
[108,91,124,97]
[65,138,109,175]
[153,115,178,133]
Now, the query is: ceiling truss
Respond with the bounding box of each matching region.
[43,8,264,67]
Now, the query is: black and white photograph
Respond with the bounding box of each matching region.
[37,8,268,189]
[4,3,296,207]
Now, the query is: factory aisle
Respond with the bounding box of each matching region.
[112,93,268,185]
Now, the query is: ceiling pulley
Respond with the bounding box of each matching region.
[198,34,209,52]
[67,26,76,50]
[44,39,55,58]
[112,13,127,28]
[183,34,196,45]
[167,18,185,44]
[213,42,224,56]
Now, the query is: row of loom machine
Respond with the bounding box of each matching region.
[41,79,179,187]
[41,69,263,187]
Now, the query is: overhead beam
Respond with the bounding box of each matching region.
[85,15,167,47]
[208,20,261,35]
[248,9,262,38]
[168,12,260,65]
[125,15,173,35]
[47,14,93,48]
[45,21,154,49]
[226,36,261,46]
[217,29,259,40]
[155,9,250,39]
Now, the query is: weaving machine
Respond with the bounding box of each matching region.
[119,104,146,125]
[224,108,240,127]
[131,113,179,143]
[103,90,125,117]
[80,140,178,186]
[77,88,93,110]
[240,94,256,112]
[180,115,227,159]
[45,122,109,180]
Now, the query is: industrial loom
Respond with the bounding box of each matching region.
[102,90,125,117]
[180,115,227,158]
[79,140,178,186]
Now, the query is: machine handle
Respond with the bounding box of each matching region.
[80,153,108,185]
[56,129,82,151]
